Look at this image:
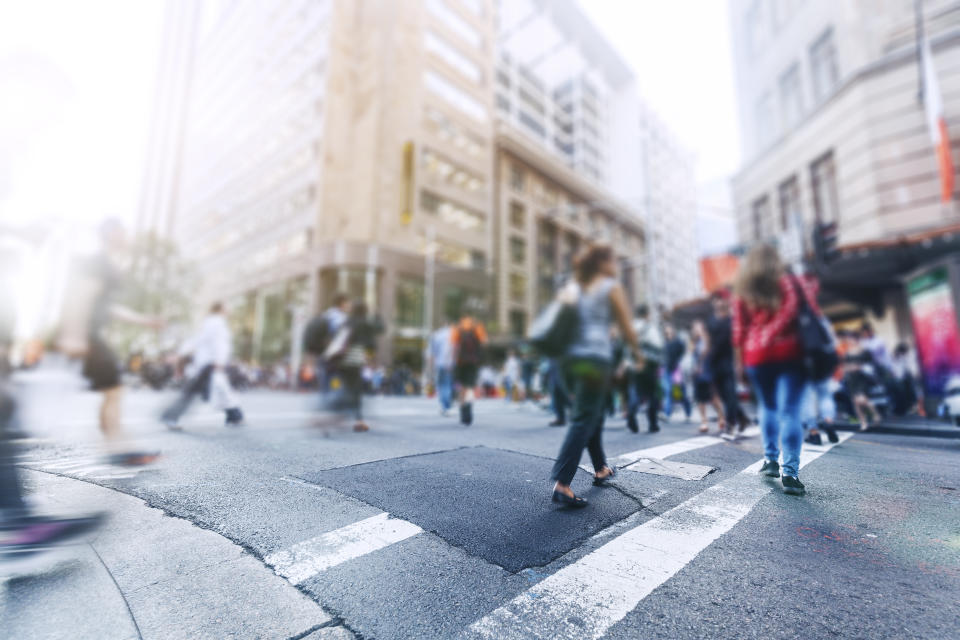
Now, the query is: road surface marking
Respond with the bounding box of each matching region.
[467,432,853,640]
[264,513,423,585]
[609,427,760,467]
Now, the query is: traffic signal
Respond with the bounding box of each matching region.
[813,221,839,264]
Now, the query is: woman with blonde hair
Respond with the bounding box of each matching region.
[733,243,818,495]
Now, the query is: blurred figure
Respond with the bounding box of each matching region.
[317,300,381,433]
[161,302,244,430]
[691,320,722,433]
[626,304,663,434]
[303,293,351,391]
[707,289,746,436]
[519,346,536,402]
[551,245,642,508]
[547,358,569,427]
[58,219,162,466]
[662,323,691,422]
[502,350,519,402]
[841,336,882,431]
[733,244,812,496]
[428,317,456,415]
[889,343,919,415]
[859,321,891,373]
[452,313,487,426]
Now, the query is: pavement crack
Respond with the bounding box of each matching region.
[89,543,144,640]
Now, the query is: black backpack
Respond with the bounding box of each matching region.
[303,315,332,355]
[457,326,482,365]
[791,276,838,381]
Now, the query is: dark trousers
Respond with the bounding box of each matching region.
[550,362,569,423]
[0,386,25,514]
[323,366,363,420]
[627,361,661,432]
[162,365,214,423]
[551,360,611,486]
[711,364,740,426]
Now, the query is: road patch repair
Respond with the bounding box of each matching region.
[300,446,641,572]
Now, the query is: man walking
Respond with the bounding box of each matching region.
[428,317,456,415]
[451,313,487,426]
[627,304,664,433]
[162,302,244,429]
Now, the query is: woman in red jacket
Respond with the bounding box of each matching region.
[733,244,816,495]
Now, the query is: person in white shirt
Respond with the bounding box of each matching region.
[162,302,244,429]
[502,350,520,402]
[428,319,456,415]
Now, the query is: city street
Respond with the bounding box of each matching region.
[4,389,959,639]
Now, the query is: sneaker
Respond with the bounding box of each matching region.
[759,460,780,477]
[1,513,106,563]
[781,475,805,495]
[805,431,823,446]
[720,431,738,442]
[823,426,839,443]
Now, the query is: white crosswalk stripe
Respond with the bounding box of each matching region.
[18,454,144,480]
[465,432,853,640]
[264,512,423,585]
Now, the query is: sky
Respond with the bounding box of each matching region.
[0,0,741,235]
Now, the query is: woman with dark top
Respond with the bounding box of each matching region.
[733,244,815,496]
[691,320,721,433]
[321,301,381,433]
[551,245,642,508]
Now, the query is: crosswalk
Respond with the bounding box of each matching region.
[14,452,155,481]
[254,430,853,638]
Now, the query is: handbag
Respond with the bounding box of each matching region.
[527,283,580,358]
[790,275,838,381]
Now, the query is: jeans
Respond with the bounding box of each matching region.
[162,365,214,424]
[803,378,836,429]
[627,361,661,432]
[550,361,569,424]
[435,367,453,411]
[747,361,807,478]
[551,359,610,486]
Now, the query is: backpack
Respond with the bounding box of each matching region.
[791,276,838,382]
[303,314,333,355]
[457,326,482,365]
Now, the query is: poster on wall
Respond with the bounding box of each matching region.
[907,267,960,396]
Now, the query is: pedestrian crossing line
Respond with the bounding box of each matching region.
[609,426,761,468]
[466,432,854,640]
[264,513,423,586]
[19,455,144,481]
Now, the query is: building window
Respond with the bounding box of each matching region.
[519,110,546,138]
[424,30,482,84]
[395,276,425,328]
[754,92,775,149]
[424,70,486,122]
[496,94,510,113]
[420,189,485,231]
[810,28,839,103]
[751,195,770,241]
[424,107,484,157]
[777,176,801,231]
[745,0,765,56]
[778,63,803,129]
[422,149,484,192]
[508,309,526,338]
[509,236,526,265]
[810,151,839,223]
[509,273,527,304]
[426,0,482,49]
[509,201,525,229]
[510,166,525,192]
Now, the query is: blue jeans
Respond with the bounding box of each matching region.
[436,367,453,411]
[747,361,807,478]
[803,378,836,430]
[662,369,691,419]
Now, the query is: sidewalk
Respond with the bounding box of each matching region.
[2,470,354,640]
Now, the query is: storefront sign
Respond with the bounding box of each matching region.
[907,267,960,396]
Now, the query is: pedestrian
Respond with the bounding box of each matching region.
[733,243,816,495]
[519,346,536,402]
[547,358,569,427]
[626,304,663,433]
[551,244,642,508]
[691,320,721,433]
[889,343,918,415]
[304,293,351,391]
[162,302,244,429]
[707,289,747,437]
[57,219,163,466]
[661,324,691,422]
[319,300,381,433]
[502,349,520,402]
[451,313,487,426]
[428,317,456,416]
[841,339,882,431]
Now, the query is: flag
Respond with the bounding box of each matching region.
[921,38,955,202]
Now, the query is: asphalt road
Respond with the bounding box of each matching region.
[4,384,959,639]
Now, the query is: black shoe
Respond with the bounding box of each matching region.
[823,426,839,443]
[548,419,566,427]
[782,475,805,495]
[460,403,473,426]
[648,426,660,433]
[224,408,244,426]
[551,490,588,508]
[626,416,638,433]
[805,431,823,446]
[759,460,780,478]
[593,466,616,486]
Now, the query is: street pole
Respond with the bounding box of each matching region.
[422,225,436,393]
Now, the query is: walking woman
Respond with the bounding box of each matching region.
[733,243,815,496]
[551,245,642,508]
[691,320,722,433]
